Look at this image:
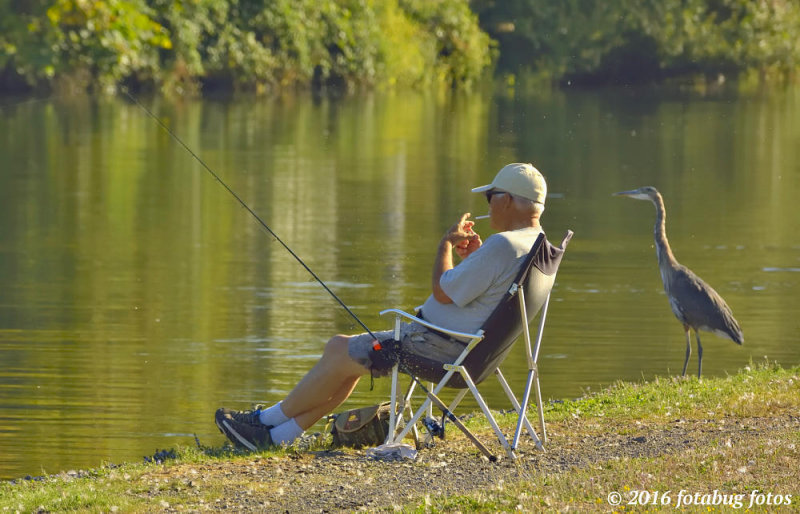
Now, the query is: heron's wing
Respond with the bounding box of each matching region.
[669,266,743,343]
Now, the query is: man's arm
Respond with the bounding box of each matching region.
[432,213,481,304]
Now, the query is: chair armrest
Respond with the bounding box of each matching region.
[379,308,484,341]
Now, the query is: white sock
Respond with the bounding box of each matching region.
[258,402,289,426]
[270,419,304,445]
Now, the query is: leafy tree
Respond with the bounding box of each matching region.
[44,0,170,90]
[1,0,495,94]
[471,0,800,85]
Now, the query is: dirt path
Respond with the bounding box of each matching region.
[136,414,799,512]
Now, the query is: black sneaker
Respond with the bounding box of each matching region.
[215,407,273,451]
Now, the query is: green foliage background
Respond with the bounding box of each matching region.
[0,0,493,94]
[1,0,798,94]
[473,0,800,85]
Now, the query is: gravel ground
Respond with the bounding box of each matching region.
[136,414,799,512]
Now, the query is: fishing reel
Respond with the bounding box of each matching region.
[423,416,445,438]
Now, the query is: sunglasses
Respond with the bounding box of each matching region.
[484,190,508,203]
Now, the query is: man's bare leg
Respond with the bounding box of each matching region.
[280,335,370,429]
[292,375,362,429]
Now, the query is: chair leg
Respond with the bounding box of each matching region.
[386,364,400,445]
[510,279,550,451]
[387,372,422,446]
[392,395,433,443]
[403,379,421,446]
[452,365,515,459]
[391,367,458,443]
[385,315,405,444]
[427,382,434,419]
[533,368,547,444]
[429,389,469,442]
[496,368,543,451]
[447,389,469,415]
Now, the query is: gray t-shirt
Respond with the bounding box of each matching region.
[419,226,543,334]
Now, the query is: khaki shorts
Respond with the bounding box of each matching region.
[348,322,467,378]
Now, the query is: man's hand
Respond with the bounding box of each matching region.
[432,213,482,303]
[444,213,477,244]
[455,233,482,259]
[448,213,482,260]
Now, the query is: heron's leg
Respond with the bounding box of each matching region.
[681,326,691,377]
[695,331,703,379]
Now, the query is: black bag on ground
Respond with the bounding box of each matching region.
[328,402,391,448]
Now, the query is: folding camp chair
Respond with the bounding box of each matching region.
[380,230,572,460]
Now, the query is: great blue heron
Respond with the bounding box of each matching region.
[614,186,743,378]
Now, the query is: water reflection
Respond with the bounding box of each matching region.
[1,86,799,479]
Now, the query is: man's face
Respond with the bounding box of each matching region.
[485,189,511,230]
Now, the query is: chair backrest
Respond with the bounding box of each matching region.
[404,230,572,388]
[463,230,571,385]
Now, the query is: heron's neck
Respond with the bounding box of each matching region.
[652,193,677,267]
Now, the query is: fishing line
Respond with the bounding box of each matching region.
[125,90,486,451]
[122,89,377,340]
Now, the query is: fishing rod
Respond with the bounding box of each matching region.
[122,89,378,341]
[124,90,497,459]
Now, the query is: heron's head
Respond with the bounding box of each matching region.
[613,186,660,202]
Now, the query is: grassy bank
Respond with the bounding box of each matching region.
[431,361,800,512]
[1,361,798,512]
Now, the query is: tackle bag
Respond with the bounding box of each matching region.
[329,402,391,448]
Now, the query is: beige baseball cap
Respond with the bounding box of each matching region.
[471,163,547,204]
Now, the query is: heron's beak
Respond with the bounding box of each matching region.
[613,188,652,201]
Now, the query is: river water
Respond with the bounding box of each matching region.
[1,85,798,479]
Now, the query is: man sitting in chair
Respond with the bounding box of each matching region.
[216,163,548,450]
